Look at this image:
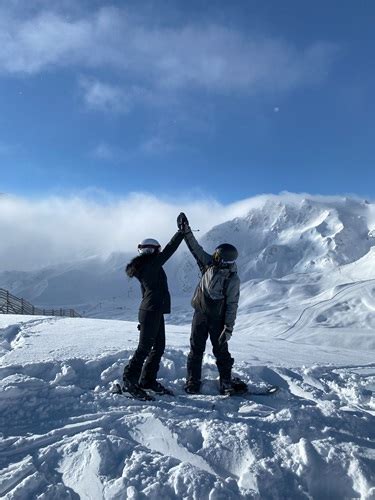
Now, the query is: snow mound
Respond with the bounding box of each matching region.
[0,316,374,499]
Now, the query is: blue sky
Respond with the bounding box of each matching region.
[0,0,374,203]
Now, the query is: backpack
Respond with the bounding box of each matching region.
[192,266,234,318]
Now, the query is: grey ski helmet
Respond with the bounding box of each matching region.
[213,243,238,264]
[138,238,161,255]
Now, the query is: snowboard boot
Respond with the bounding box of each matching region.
[219,378,234,395]
[184,380,201,394]
[231,377,248,394]
[140,380,174,396]
[220,377,248,396]
[122,376,154,401]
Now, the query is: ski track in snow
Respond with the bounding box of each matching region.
[0,317,375,499]
[278,279,375,341]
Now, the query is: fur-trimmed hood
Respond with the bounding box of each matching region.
[125,254,155,278]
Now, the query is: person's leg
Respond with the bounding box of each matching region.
[139,314,165,385]
[186,311,209,388]
[123,310,161,384]
[209,317,234,384]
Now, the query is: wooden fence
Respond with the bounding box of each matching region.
[0,288,81,318]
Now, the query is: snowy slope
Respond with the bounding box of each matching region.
[0,315,374,499]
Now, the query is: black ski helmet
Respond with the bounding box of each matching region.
[213,243,238,264]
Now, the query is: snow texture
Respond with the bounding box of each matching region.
[0,316,374,499]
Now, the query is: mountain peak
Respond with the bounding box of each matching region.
[200,195,374,280]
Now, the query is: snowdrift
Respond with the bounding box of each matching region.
[0,315,374,499]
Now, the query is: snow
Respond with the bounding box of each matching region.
[1,194,375,498]
[0,314,374,499]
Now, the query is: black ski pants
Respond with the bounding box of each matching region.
[187,310,234,384]
[123,309,165,385]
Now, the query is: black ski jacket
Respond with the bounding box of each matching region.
[126,231,184,314]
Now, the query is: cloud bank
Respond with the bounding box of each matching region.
[0,192,369,272]
[0,192,244,271]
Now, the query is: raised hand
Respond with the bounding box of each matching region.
[177,212,189,232]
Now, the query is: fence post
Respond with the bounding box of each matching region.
[32,305,35,315]
[21,298,24,314]
[6,291,9,314]
[60,308,63,316]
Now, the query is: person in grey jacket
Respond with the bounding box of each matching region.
[177,213,243,395]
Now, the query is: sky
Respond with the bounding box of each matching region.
[0,0,374,203]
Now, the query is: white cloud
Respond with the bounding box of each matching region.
[0,4,338,96]
[80,79,129,113]
[0,192,366,272]
[0,192,223,271]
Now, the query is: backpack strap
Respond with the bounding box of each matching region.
[223,271,234,296]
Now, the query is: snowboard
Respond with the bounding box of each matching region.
[243,385,279,396]
[221,377,279,398]
[222,385,279,398]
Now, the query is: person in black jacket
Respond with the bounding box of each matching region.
[122,229,184,399]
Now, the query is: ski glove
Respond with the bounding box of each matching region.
[177,212,190,232]
[218,325,233,346]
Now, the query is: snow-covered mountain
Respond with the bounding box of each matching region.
[198,196,374,278]
[1,194,375,326]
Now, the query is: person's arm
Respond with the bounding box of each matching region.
[183,228,212,272]
[155,230,184,267]
[177,212,212,272]
[224,274,241,329]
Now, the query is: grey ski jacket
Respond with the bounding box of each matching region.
[184,229,240,329]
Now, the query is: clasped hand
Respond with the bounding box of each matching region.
[177,212,189,232]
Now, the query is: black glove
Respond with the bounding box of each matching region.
[177,212,189,232]
[218,325,233,346]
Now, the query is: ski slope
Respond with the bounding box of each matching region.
[0,314,374,499]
